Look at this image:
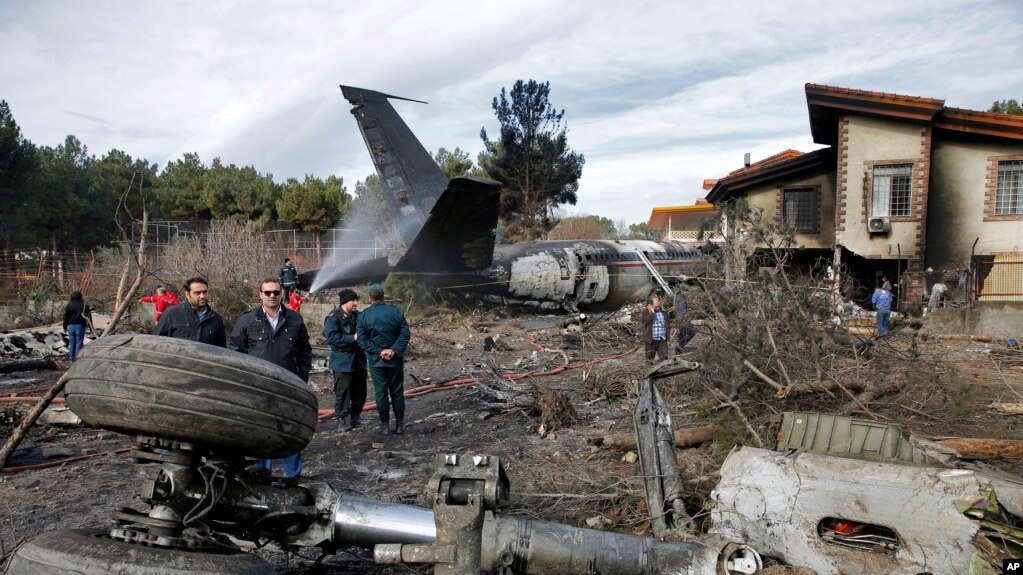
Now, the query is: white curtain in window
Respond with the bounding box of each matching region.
[872,174,892,217]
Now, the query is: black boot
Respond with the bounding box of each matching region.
[395,414,405,435]
[349,415,361,429]
[337,415,351,432]
[376,414,391,435]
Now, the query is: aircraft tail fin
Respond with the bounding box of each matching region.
[340,85,449,247]
[395,176,502,273]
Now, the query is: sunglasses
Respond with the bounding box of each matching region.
[262,290,282,296]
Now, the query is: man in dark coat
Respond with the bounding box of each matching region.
[357,284,411,435]
[230,278,312,477]
[323,289,367,432]
[673,289,695,353]
[153,277,227,348]
[278,257,299,302]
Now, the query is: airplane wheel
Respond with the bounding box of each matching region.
[65,334,317,459]
[6,529,274,575]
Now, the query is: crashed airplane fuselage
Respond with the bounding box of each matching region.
[308,86,705,311]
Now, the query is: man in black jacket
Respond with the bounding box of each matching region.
[153,276,227,347]
[230,278,312,477]
[278,257,299,302]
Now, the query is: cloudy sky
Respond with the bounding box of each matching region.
[2,0,1022,226]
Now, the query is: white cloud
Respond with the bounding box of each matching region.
[1,0,1021,225]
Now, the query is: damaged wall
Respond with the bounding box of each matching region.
[927,137,1023,273]
[836,115,929,266]
[926,300,1023,339]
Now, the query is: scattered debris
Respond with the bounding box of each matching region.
[596,426,714,452]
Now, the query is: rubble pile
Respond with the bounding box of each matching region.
[0,326,69,361]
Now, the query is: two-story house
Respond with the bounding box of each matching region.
[707,84,1023,308]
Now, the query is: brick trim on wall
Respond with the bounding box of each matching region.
[983,154,1023,222]
[835,116,850,235]
[912,126,932,274]
[863,157,925,223]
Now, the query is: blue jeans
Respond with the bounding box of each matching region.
[877,311,891,335]
[68,324,86,361]
[256,452,302,478]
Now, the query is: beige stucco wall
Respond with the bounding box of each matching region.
[741,168,836,249]
[927,138,1023,270]
[837,115,927,260]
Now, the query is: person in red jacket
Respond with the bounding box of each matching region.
[289,290,309,315]
[139,286,180,326]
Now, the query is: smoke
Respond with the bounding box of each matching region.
[309,200,401,292]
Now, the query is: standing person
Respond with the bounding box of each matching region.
[278,257,299,302]
[289,290,309,315]
[672,289,695,354]
[62,291,92,362]
[153,277,227,347]
[641,294,669,363]
[323,289,367,432]
[230,278,312,477]
[139,286,179,327]
[871,284,894,336]
[881,275,893,292]
[357,284,411,435]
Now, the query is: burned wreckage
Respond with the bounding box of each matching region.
[7,336,761,575]
[308,86,706,311]
[9,334,1023,575]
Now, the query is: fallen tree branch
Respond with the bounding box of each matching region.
[712,388,763,448]
[743,359,789,398]
[0,372,70,469]
[989,402,1023,416]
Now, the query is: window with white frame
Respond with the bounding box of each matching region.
[783,187,820,233]
[871,164,912,217]
[995,160,1023,215]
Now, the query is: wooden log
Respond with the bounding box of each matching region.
[989,403,1023,415]
[937,437,1023,460]
[0,358,58,374]
[598,426,715,452]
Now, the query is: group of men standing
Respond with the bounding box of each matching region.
[143,274,409,478]
[323,284,410,436]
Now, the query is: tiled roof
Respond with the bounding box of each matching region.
[805,83,944,107]
[723,149,805,180]
[806,83,1023,142]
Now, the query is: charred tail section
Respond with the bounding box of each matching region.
[340,85,449,247]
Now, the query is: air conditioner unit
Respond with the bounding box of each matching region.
[867,216,891,234]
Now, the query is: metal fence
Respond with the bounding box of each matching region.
[0,222,393,303]
[975,256,1023,301]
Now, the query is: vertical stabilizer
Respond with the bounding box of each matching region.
[340,86,449,247]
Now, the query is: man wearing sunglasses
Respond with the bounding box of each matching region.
[230,277,313,478]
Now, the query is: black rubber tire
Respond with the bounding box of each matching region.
[6,529,274,575]
[65,334,317,458]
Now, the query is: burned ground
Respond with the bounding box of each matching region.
[1,309,1023,573]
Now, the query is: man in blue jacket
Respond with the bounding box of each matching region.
[871,284,894,335]
[323,289,367,432]
[357,284,411,435]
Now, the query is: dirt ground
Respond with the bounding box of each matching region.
[2,310,1023,573]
